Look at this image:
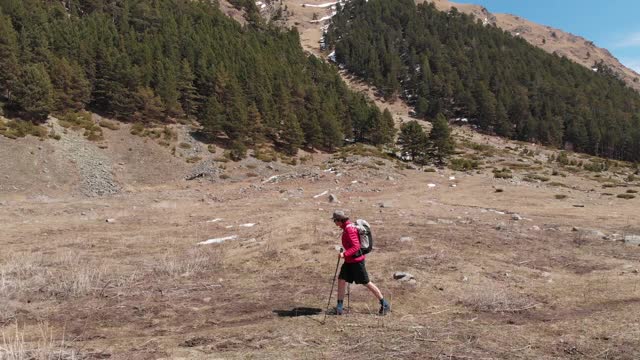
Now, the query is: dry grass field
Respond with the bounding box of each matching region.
[2,124,640,359]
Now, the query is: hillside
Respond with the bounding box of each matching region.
[423,0,640,92]
[325,0,640,162]
[2,1,640,359]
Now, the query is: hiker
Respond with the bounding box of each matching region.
[332,210,390,315]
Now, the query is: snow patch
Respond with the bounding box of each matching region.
[310,15,335,23]
[303,2,338,8]
[199,235,238,245]
[314,190,329,198]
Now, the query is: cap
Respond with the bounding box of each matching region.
[331,210,349,221]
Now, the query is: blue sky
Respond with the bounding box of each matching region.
[455,0,640,73]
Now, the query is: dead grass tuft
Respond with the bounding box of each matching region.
[459,284,538,313]
[152,248,224,278]
[0,322,79,360]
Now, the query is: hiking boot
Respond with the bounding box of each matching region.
[326,305,343,316]
[379,300,390,315]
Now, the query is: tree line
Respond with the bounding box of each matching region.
[0,0,396,156]
[325,0,640,162]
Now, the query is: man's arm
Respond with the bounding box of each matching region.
[342,225,361,258]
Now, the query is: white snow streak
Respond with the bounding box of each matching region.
[199,235,238,245]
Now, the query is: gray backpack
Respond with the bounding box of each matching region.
[349,219,373,256]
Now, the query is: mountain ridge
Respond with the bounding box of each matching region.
[422,0,640,92]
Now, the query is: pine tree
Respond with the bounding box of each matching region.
[280,112,304,155]
[49,57,91,112]
[177,59,198,118]
[0,10,19,99]
[398,120,428,163]
[370,108,396,145]
[428,113,453,163]
[12,63,54,120]
[134,87,165,123]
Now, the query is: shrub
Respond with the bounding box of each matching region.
[178,142,192,149]
[98,120,120,130]
[556,151,570,166]
[449,158,479,171]
[208,144,216,153]
[617,194,636,199]
[163,126,177,141]
[225,140,247,161]
[548,182,568,188]
[583,160,606,172]
[493,168,512,179]
[130,122,145,135]
[0,119,48,139]
[186,156,201,163]
[246,172,258,177]
[555,194,568,200]
[627,189,638,194]
[423,167,436,172]
[523,174,550,182]
[219,174,230,180]
[279,155,297,166]
[253,147,277,162]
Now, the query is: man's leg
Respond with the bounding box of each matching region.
[365,282,383,300]
[336,279,346,314]
[338,279,347,300]
[365,282,390,315]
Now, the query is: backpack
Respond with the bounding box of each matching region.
[349,219,373,256]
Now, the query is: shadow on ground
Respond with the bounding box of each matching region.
[273,307,322,317]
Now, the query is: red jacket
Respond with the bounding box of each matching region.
[341,220,365,263]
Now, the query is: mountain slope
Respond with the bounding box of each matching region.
[422,0,640,92]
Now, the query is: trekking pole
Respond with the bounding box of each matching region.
[347,283,351,315]
[322,249,342,324]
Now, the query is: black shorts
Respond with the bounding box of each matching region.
[339,261,370,285]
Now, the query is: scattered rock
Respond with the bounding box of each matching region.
[81,212,87,216]
[573,204,585,208]
[179,337,210,348]
[495,222,507,230]
[437,219,454,225]
[379,202,392,208]
[328,194,338,203]
[387,176,395,181]
[185,159,220,181]
[511,214,523,221]
[531,225,541,231]
[624,235,640,246]
[400,236,414,242]
[573,227,607,239]
[393,272,415,281]
[106,218,116,223]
